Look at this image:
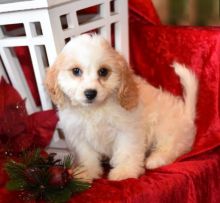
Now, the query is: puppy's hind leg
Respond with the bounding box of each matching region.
[145,133,194,170]
[145,148,177,169]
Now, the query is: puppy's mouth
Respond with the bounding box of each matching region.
[85,99,95,104]
[82,98,98,105]
[83,98,105,106]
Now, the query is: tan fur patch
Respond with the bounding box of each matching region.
[45,56,65,107]
[117,55,139,110]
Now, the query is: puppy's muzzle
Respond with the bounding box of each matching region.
[84,89,97,101]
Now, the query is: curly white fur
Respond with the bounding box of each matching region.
[45,34,198,181]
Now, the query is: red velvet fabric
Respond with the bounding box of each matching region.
[1,0,220,202]
[70,148,220,203]
[129,25,220,159]
[129,0,161,25]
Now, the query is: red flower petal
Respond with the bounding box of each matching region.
[28,110,58,148]
[0,78,23,115]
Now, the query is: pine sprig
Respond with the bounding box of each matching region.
[5,149,90,203]
[22,148,42,166]
[5,160,26,179]
[5,160,27,192]
[63,155,73,169]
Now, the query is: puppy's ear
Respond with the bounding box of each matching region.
[45,61,64,107]
[117,56,139,110]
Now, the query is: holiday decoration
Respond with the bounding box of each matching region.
[5,149,90,203]
[0,78,90,202]
[0,77,58,157]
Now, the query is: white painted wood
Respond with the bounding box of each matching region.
[0,0,73,13]
[0,58,9,82]
[29,45,52,110]
[24,22,52,110]
[41,11,61,64]
[114,0,129,61]
[100,0,111,42]
[0,0,129,149]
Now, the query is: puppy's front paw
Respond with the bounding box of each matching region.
[74,165,103,183]
[108,166,144,181]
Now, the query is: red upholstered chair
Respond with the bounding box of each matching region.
[1,1,220,202]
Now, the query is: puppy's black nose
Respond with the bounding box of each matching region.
[84,89,97,100]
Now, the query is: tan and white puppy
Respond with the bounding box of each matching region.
[45,34,198,181]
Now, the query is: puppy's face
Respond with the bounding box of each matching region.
[45,34,138,110]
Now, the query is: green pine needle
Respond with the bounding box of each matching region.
[63,155,73,169]
[5,160,27,190]
[5,160,26,179]
[6,179,27,190]
[23,148,45,167]
[69,180,91,193]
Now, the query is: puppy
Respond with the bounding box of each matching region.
[45,34,198,181]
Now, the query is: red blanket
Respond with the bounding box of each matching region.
[1,0,220,202]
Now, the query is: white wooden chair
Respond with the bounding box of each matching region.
[0,0,129,149]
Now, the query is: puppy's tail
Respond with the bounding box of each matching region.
[172,62,198,120]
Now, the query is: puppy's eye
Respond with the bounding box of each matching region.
[72,68,82,76]
[98,67,109,77]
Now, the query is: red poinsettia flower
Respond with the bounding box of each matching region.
[0,78,58,156]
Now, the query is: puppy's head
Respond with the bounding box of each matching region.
[45,34,138,110]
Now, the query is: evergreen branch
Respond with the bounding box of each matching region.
[6,179,27,190]
[63,155,73,169]
[4,148,91,203]
[5,160,26,179]
[69,180,91,193]
[23,148,45,166]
